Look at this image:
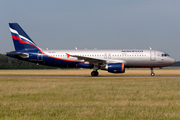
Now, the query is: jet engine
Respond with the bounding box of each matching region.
[103,63,125,73]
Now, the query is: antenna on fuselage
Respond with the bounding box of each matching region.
[149,47,152,50]
[75,47,77,50]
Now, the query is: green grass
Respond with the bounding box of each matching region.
[0,77,180,119]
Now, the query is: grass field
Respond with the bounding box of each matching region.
[0,69,180,119]
[0,68,179,76]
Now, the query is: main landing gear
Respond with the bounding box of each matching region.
[91,66,99,76]
[151,67,155,76]
[91,71,99,76]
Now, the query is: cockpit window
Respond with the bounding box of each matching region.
[161,53,169,57]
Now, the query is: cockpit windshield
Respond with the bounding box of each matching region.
[161,53,169,57]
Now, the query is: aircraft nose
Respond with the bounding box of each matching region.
[169,58,176,65]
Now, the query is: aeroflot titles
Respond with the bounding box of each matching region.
[121,50,143,52]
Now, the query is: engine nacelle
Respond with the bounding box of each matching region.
[76,63,92,68]
[105,63,125,73]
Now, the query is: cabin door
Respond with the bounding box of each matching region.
[37,52,43,61]
[150,50,156,61]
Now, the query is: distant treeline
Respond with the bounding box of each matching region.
[0,54,56,69]
[172,61,180,67]
[0,54,180,69]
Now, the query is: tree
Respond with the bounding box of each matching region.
[0,54,56,69]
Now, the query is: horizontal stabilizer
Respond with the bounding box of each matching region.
[6,51,29,58]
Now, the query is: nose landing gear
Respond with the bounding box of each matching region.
[151,67,155,76]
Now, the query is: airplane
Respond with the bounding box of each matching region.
[6,23,175,76]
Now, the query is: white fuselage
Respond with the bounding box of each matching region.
[42,49,175,68]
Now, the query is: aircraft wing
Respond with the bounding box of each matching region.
[71,55,106,65]
[66,53,126,65]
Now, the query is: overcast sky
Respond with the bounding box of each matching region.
[1,0,180,60]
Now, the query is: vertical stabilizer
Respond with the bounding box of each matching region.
[9,23,40,51]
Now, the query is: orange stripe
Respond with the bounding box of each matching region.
[41,51,84,63]
[121,63,124,72]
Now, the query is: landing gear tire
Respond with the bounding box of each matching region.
[151,72,155,76]
[150,67,155,76]
[91,71,99,76]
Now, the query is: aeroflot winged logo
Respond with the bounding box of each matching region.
[10,28,36,46]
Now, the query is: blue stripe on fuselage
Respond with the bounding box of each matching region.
[28,53,87,68]
[40,55,85,68]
